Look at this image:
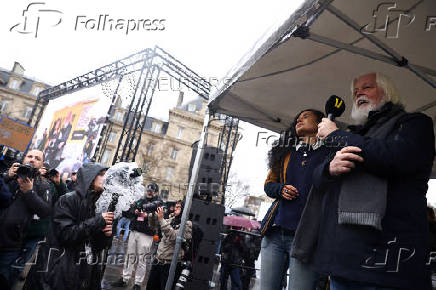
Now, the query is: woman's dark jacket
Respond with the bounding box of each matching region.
[263,144,329,232]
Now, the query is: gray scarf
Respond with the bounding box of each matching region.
[338,105,405,230]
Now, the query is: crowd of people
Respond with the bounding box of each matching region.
[0,149,193,290]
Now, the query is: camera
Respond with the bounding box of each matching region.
[142,200,164,213]
[130,167,142,178]
[16,163,38,179]
[174,261,192,290]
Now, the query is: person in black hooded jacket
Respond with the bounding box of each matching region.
[24,162,113,290]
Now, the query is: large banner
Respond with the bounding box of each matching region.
[32,85,111,177]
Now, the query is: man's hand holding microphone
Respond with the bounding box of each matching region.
[317,95,364,177]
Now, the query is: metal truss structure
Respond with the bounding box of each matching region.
[27,46,216,165]
[215,116,239,205]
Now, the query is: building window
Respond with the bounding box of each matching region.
[176,127,184,139]
[114,111,123,122]
[152,122,161,133]
[0,100,9,112]
[108,132,116,142]
[22,106,33,119]
[101,149,112,165]
[170,148,179,160]
[31,86,43,96]
[188,104,196,112]
[165,167,174,181]
[9,79,19,90]
[146,143,155,156]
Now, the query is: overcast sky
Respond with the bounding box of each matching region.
[1,0,435,208]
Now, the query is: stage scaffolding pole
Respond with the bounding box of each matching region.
[165,110,211,290]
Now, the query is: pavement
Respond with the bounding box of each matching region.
[14,237,436,290]
[102,236,262,290]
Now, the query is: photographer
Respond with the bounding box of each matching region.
[147,200,192,290]
[112,183,162,290]
[0,150,52,288]
[66,171,77,192]
[46,167,68,205]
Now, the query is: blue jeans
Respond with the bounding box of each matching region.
[260,228,319,290]
[20,238,41,268]
[116,217,131,242]
[330,277,398,290]
[220,263,242,290]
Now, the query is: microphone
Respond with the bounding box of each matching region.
[325,95,345,121]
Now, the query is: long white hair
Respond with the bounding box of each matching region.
[350,72,403,105]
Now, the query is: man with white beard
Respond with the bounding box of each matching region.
[292,72,435,290]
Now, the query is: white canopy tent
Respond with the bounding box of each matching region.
[209,0,436,131]
[208,0,436,176]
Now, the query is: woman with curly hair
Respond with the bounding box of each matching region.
[261,109,328,290]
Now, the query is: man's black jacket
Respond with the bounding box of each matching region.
[0,174,52,251]
[129,195,161,236]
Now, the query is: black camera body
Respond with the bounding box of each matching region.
[142,200,164,213]
[16,163,38,180]
[129,167,142,178]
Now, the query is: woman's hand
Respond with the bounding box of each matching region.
[281,185,299,200]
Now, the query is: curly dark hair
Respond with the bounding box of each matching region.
[267,109,324,169]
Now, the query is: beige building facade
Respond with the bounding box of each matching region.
[0,62,48,125]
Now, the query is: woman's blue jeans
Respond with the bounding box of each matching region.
[260,228,319,290]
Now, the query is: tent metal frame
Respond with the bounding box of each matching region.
[211,0,436,122]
